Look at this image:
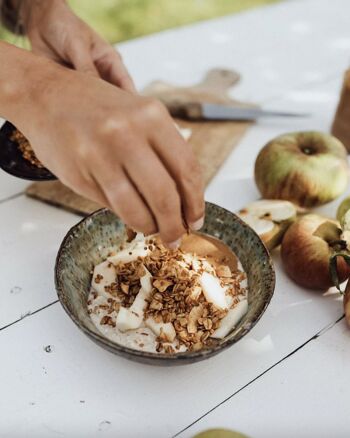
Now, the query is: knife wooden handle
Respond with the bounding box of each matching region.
[164,101,203,120]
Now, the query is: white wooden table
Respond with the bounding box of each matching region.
[1,0,349,436]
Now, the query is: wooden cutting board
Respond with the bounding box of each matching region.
[26,68,254,216]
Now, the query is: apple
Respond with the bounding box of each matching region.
[344,280,350,327]
[193,429,249,438]
[281,214,350,289]
[336,197,350,224]
[237,199,297,250]
[335,197,350,251]
[255,131,349,207]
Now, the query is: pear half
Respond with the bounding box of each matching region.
[237,199,297,250]
[116,267,152,332]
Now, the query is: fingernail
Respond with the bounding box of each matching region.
[189,216,204,231]
[166,239,181,250]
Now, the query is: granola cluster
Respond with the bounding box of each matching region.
[10,129,44,168]
[88,235,247,354]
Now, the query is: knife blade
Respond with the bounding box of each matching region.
[167,101,309,121]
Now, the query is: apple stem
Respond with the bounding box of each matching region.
[329,239,348,251]
[329,253,350,293]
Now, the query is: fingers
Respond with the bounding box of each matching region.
[66,40,100,78]
[146,104,205,230]
[58,170,109,208]
[94,46,136,93]
[123,143,186,247]
[91,164,157,236]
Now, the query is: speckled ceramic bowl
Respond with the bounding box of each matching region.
[55,202,275,366]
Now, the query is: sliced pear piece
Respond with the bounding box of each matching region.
[145,318,176,342]
[92,260,117,296]
[108,241,150,265]
[115,307,141,332]
[238,199,297,250]
[140,267,152,292]
[199,272,229,310]
[116,267,153,332]
[211,299,248,339]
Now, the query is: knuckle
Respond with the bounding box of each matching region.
[140,97,167,121]
[98,116,131,140]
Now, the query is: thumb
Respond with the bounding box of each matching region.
[67,39,99,77]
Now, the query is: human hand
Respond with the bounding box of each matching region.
[16,60,204,246]
[22,0,135,92]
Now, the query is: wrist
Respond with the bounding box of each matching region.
[0,41,61,125]
[20,0,67,34]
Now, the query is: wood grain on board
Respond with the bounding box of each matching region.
[26,69,253,216]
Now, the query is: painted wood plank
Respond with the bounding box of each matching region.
[178,319,349,438]
[0,1,349,436]
[0,196,79,329]
[0,259,344,437]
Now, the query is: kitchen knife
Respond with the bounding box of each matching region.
[166,101,309,121]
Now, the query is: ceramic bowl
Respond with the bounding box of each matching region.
[55,202,275,366]
[0,121,56,181]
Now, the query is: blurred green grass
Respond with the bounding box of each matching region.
[1,0,278,44]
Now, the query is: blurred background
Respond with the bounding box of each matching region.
[0,0,278,44]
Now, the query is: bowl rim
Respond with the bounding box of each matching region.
[55,202,275,362]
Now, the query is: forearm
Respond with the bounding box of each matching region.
[0,41,56,125]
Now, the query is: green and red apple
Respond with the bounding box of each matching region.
[344,280,350,327]
[281,214,350,289]
[193,429,249,438]
[255,131,349,207]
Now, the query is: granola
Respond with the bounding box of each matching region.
[88,232,248,354]
[10,129,44,168]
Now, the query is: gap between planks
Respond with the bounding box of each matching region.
[0,191,25,205]
[0,300,59,333]
[173,315,345,438]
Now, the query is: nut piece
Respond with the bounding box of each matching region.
[216,265,232,278]
[120,283,129,294]
[187,305,203,334]
[153,279,173,292]
[94,274,103,284]
[149,300,163,311]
